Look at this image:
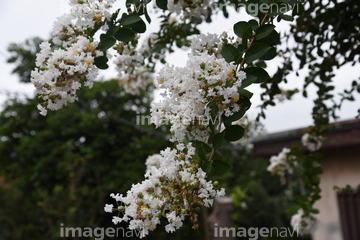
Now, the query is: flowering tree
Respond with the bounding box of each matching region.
[0,80,171,239]
[29,0,359,238]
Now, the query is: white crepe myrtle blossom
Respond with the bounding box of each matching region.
[140,33,167,63]
[31,37,103,115]
[301,132,324,152]
[151,52,246,142]
[166,0,214,20]
[291,208,319,235]
[31,0,116,115]
[117,68,154,95]
[267,147,296,184]
[114,38,155,95]
[104,204,114,213]
[145,154,161,171]
[191,32,240,59]
[105,143,225,238]
[52,0,116,47]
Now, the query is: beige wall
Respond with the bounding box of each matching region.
[313,146,360,240]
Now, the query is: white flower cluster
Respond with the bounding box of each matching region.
[166,0,214,20]
[32,37,102,115]
[115,36,156,96]
[301,132,323,152]
[118,69,154,96]
[267,147,296,178]
[31,0,116,115]
[105,143,225,238]
[140,33,167,63]
[291,208,319,235]
[145,153,161,170]
[151,51,246,142]
[53,0,116,47]
[191,32,239,59]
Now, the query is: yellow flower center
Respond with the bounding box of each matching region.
[232,95,239,102]
[139,205,147,212]
[86,43,94,51]
[94,13,103,23]
[213,62,220,67]
[227,69,235,78]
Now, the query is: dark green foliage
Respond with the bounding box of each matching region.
[258,0,360,120]
[0,80,172,239]
[219,149,312,240]
[94,56,109,69]
[156,0,168,10]
[6,37,43,83]
[3,0,358,238]
[115,27,136,42]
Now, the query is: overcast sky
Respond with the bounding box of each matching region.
[0,0,358,133]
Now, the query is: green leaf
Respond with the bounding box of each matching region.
[256,24,275,40]
[223,97,251,126]
[120,13,142,26]
[241,73,257,88]
[233,21,250,39]
[205,8,212,22]
[194,140,211,161]
[221,44,241,63]
[130,19,146,33]
[208,100,219,124]
[98,37,116,51]
[242,25,252,49]
[224,125,245,141]
[236,44,246,54]
[245,43,271,63]
[213,132,225,150]
[153,41,167,53]
[312,176,321,184]
[298,195,308,202]
[238,89,254,99]
[311,208,320,214]
[244,67,270,83]
[115,27,135,42]
[143,5,152,23]
[107,25,120,37]
[110,9,120,22]
[259,47,277,60]
[256,29,280,46]
[212,160,232,174]
[156,0,168,10]
[202,160,212,173]
[280,14,294,21]
[222,4,229,18]
[248,19,259,31]
[94,56,109,70]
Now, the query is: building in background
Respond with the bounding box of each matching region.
[253,119,360,240]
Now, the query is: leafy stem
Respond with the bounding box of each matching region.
[238,13,269,71]
[207,112,223,162]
